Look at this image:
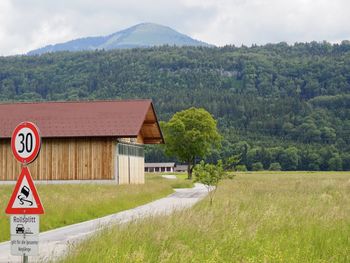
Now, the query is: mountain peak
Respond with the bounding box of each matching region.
[28,23,212,55]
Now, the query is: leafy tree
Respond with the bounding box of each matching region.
[319,146,339,170]
[279,147,299,171]
[301,150,321,171]
[328,155,343,171]
[320,127,336,144]
[194,160,234,205]
[297,122,321,143]
[222,154,241,171]
[162,107,221,179]
[247,147,262,170]
[232,141,250,165]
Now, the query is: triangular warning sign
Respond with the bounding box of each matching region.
[6,167,44,214]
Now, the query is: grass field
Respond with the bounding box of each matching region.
[61,171,350,263]
[0,174,189,243]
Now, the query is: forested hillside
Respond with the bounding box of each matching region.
[1,42,350,170]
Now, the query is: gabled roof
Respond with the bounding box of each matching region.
[0,100,164,144]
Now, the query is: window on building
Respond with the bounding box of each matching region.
[117,143,144,157]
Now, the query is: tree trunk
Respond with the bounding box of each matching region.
[187,158,194,180]
[187,161,192,180]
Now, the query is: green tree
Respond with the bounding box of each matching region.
[194,160,234,205]
[222,154,241,171]
[232,141,250,165]
[328,155,343,171]
[162,107,221,179]
[320,127,336,144]
[279,147,299,171]
[302,150,321,170]
[247,147,262,170]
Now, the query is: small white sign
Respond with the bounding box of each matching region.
[10,215,39,256]
[11,235,39,256]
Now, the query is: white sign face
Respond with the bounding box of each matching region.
[14,127,37,159]
[11,235,39,256]
[11,122,41,164]
[10,215,39,235]
[11,177,39,209]
[10,215,39,256]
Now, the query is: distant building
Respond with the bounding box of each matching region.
[0,100,164,184]
[144,163,188,173]
[174,165,187,173]
[145,163,175,173]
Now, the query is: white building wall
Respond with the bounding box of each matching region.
[115,143,145,184]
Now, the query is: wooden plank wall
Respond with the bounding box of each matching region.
[0,137,115,181]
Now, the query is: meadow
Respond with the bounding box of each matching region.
[0,174,191,243]
[60,171,350,263]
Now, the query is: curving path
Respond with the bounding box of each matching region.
[0,183,209,262]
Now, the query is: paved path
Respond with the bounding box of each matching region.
[0,183,209,262]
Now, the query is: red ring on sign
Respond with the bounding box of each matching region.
[11,122,41,164]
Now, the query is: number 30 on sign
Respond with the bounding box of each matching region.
[11,122,41,164]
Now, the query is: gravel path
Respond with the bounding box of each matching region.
[0,183,209,262]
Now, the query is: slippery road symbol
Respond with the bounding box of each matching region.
[6,166,44,214]
[17,186,33,206]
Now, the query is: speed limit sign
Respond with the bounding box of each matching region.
[11,122,41,164]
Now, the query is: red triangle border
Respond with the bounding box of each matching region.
[5,167,44,215]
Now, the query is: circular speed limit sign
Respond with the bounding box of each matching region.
[11,122,41,164]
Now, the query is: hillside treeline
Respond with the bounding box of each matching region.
[0,42,350,170]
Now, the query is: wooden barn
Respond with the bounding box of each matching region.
[0,100,164,184]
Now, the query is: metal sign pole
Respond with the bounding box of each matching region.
[23,163,28,263]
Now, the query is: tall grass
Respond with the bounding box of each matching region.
[61,172,350,263]
[0,175,179,242]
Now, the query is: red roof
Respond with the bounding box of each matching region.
[0,100,163,143]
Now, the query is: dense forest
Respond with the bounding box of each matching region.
[0,41,350,170]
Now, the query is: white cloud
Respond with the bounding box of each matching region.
[186,0,350,46]
[0,0,350,55]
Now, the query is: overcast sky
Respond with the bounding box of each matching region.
[1,0,350,56]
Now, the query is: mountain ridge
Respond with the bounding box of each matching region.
[28,23,212,55]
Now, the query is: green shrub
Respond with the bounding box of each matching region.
[269,162,282,171]
[252,162,264,171]
[235,165,248,171]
